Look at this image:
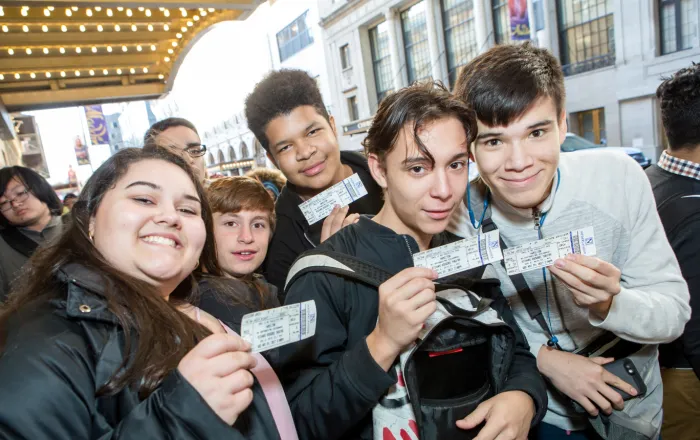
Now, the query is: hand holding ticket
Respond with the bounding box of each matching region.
[240,301,317,352]
[298,173,368,225]
[550,253,622,319]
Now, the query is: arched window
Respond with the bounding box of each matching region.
[207,152,215,166]
[228,145,236,161]
[240,141,250,158]
[217,150,225,164]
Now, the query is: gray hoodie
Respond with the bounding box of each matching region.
[448,149,690,435]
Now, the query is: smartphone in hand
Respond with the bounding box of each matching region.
[604,358,647,400]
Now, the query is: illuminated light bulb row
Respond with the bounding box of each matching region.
[5,44,158,55]
[1,23,168,33]
[2,67,156,80]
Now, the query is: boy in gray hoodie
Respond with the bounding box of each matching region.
[449,43,690,439]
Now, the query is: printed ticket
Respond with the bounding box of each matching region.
[240,300,317,353]
[412,230,504,278]
[298,173,368,225]
[503,227,597,275]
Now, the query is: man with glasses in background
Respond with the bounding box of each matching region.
[0,166,63,302]
[144,117,208,184]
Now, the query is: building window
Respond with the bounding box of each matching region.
[369,21,394,104]
[347,96,359,121]
[401,1,431,84]
[659,0,696,55]
[217,150,225,164]
[340,44,352,69]
[557,0,615,76]
[492,0,510,44]
[276,11,314,62]
[574,108,606,144]
[442,0,478,87]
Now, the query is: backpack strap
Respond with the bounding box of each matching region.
[0,227,38,258]
[481,218,562,349]
[284,249,395,293]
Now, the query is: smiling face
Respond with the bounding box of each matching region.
[213,210,271,278]
[472,97,566,209]
[90,159,206,295]
[369,117,470,247]
[264,105,346,198]
[0,177,51,228]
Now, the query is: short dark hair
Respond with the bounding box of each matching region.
[63,193,77,203]
[0,166,62,227]
[143,117,199,145]
[362,81,476,166]
[454,42,565,127]
[244,69,330,152]
[657,63,700,151]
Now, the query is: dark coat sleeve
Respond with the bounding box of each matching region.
[0,315,246,440]
[264,215,312,294]
[666,216,700,378]
[278,271,396,440]
[489,293,548,425]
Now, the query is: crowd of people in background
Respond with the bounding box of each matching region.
[0,43,697,440]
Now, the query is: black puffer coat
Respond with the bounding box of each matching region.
[0,263,280,440]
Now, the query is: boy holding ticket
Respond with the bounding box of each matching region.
[278,81,547,440]
[245,70,383,293]
[450,43,691,439]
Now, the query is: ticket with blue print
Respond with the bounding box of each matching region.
[240,300,317,353]
[503,227,597,275]
[412,230,504,279]
[298,173,368,225]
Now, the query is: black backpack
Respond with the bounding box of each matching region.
[285,250,518,439]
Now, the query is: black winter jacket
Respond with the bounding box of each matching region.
[278,216,548,440]
[0,264,281,440]
[263,151,383,295]
[646,164,700,378]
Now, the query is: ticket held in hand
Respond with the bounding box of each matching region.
[412,230,504,278]
[504,227,597,275]
[298,174,368,225]
[240,301,317,353]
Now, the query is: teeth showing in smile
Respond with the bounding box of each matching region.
[239,251,253,255]
[143,236,177,247]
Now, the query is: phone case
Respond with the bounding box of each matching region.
[603,358,647,400]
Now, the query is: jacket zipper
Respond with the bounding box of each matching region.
[533,208,542,234]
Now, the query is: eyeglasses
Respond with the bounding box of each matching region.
[184,144,207,158]
[0,188,30,212]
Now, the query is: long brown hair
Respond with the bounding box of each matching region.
[0,147,222,398]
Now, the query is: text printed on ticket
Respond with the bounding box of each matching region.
[412,230,504,279]
[298,173,368,225]
[240,301,317,353]
[503,227,597,275]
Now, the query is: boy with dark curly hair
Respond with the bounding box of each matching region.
[244,69,383,292]
[646,63,700,440]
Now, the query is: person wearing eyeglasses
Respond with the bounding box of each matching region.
[144,118,208,184]
[0,166,63,302]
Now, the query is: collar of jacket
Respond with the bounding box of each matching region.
[354,215,460,255]
[275,151,372,226]
[56,262,120,325]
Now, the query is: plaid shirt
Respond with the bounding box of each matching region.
[657,150,700,181]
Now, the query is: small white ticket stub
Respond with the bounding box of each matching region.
[240,300,317,353]
[298,173,368,225]
[412,230,504,278]
[503,227,597,275]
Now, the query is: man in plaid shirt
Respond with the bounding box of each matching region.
[646,63,700,440]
